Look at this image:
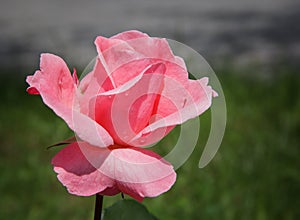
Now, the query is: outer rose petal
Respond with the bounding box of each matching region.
[104,146,176,202]
[111,30,149,41]
[26,53,77,127]
[52,142,176,201]
[52,142,113,196]
[134,77,216,140]
[110,30,175,63]
[94,30,186,89]
[26,54,113,148]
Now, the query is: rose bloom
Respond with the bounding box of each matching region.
[26,30,216,201]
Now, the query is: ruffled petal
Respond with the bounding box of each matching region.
[26,53,78,128]
[52,142,176,201]
[26,54,114,148]
[52,142,114,196]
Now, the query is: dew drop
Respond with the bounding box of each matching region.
[108,95,112,99]
[125,92,129,96]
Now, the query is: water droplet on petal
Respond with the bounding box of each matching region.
[125,92,129,96]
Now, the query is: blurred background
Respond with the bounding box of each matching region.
[1,0,299,219]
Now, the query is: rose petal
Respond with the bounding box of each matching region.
[52,142,114,196]
[72,110,114,147]
[52,142,176,201]
[135,77,215,139]
[91,63,166,145]
[127,65,197,146]
[26,53,78,127]
[111,30,149,41]
[106,146,176,202]
[78,58,114,115]
[26,54,113,148]
[95,36,142,88]
[111,30,176,64]
[94,31,186,89]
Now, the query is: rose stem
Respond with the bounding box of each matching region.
[94,194,103,220]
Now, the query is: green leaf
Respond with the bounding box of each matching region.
[103,199,159,220]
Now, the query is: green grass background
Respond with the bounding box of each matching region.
[0,66,299,219]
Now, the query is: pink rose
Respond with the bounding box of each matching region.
[26,30,216,201]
